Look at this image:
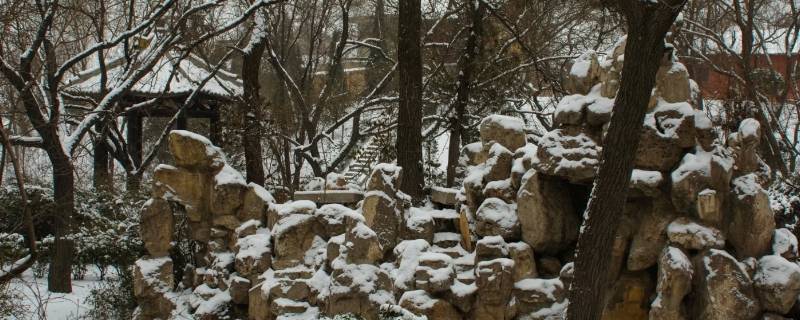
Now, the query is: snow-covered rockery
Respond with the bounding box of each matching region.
[135,39,796,319]
[458,37,792,319]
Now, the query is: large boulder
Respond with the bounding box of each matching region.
[753,255,800,314]
[772,228,799,260]
[690,249,760,319]
[666,217,725,251]
[134,257,175,319]
[728,118,763,177]
[140,199,174,257]
[475,197,520,240]
[728,174,775,258]
[152,165,209,219]
[362,164,404,254]
[508,242,537,281]
[670,148,733,214]
[399,290,462,319]
[534,126,600,183]
[345,223,384,264]
[514,278,567,319]
[517,170,579,253]
[168,130,225,172]
[414,252,455,294]
[649,247,693,320]
[627,199,676,271]
[473,258,515,320]
[272,213,320,263]
[655,62,692,104]
[479,114,527,152]
[565,50,601,95]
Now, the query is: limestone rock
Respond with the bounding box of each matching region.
[554,94,587,126]
[473,258,515,320]
[753,255,800,314]
[728,174,775,258]
[430,187,458,206]
[652,101,697,148]
[414,252,454,294]
[345,223,384,264]
[635,124,683,172]
[565,50,601,95]
[772,228,798,260]
[235,230,271,279]
[690,249,760,320]
[238,183,273,222]
[463,142,488,166]
[152,165,208,218]
[475,197,520,240]
[602,272,654,320]
[140,198,174,257]
[517,170,579,253]
[315,204,364,237]
[535,127,600,183]
[229,276,250,305]
[514,278,567,319]
[666,217,725,251]
[483,144,514,182]
[479,114,527,152]
[670,148,733,214]
[655,62,692,103]
[326,264,394,319]
[404,208,435,244]
[627,199,675,271]
[695,189,722,224]
[168,130,225,172]
[729,118,763,177]
[272,213,320,263]
[210,165,248,217]
[649,247,693,320]
[134,257,175,319]
[482,179,516,203]
[475,236,509,263]
[362,164,403,254]
[508,242,537,281]
[629,169,664,198]
[399,290,462,319]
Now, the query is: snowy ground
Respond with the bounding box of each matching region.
[5,267,110,320]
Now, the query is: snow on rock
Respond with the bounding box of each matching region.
[753,255,800,314]
[479,114,527,152]
[534,127,600,183]
[393,239,432,290]
[475,197,519,240]
[168,130,226,171]
[772,228,798,260]
[666,217,725,250]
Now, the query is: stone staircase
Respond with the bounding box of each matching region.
[342,133,391,186]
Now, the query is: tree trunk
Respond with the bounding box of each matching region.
[242,18,267,186]
[46,147,74,293]
[447,0,483,187]
[567,1,684,319]
[397,0,425,200]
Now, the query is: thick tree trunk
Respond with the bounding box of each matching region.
[46,147,74,293]
[397,0,425,200]
[242,25,267,185]
[567,1,684,319]
[447,0,483,187]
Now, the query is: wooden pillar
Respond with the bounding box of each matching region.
[92,127,113,193]
[176,113,188,131]
[126,113,143,193]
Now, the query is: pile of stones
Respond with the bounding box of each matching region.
[135,37,799,320]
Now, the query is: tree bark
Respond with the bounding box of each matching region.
[397,0,425,200]
[43,130,75,293]
[242,15,268,186]
[447,0,483,187]
[567,1,685,319]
